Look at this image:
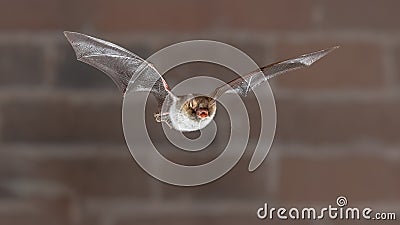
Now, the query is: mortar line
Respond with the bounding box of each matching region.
[1,31,400,45]
[381,41,398,91]
[42,41,58,87]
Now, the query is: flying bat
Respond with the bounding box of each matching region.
[64,31,338,132]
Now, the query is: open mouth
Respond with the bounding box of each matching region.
[196,109,209,119]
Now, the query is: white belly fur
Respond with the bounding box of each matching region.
[169,102,215,132]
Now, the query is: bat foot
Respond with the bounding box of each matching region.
[154,113,162,123]
[154,112,169,123]
[154,113,161,123]
[154,113,173,129]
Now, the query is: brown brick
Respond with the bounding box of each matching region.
[0,147,151,198]
[115,213,311,225]
[0,198,73,225]
[0,0,88,30]
[91,0,313,32]
[396,46,400,85]
[274,42,385,90]
[0,44,44,86]
[279,154,400,203]
[159,155,271,200]
[0,0,315,32]
[221,40,269,66]
[322,0,400,30]
[220,0,314,30]
[92,0,218,31]
[36,155,150,198]
[275,98,400,144]
[1,98,124,143]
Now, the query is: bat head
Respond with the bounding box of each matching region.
[182,95,217,120]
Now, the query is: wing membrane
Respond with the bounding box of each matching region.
[64,31,172,108]
[211,46,338,99]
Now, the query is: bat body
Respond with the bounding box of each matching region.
[64,32,337,132]
[166,94,216,132]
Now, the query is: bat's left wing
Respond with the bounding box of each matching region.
[210,46,338,99]
[64,31,173,109]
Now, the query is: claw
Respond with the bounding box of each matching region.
[153,112,172,129]
[154,113,162,123]
[154,112,169,123]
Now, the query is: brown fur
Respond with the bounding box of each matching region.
[181,96,216,120]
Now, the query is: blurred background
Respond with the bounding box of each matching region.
[0,0,400,224]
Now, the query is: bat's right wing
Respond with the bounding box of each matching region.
[64,31,172,109]
[210,46,338,99]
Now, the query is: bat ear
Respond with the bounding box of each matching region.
[209,99,217,107]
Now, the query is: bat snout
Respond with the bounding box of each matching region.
[196,108,209,119]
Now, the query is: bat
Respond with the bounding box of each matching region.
[64,31,338,132]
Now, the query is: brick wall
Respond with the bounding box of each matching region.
[0,0,400,224]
